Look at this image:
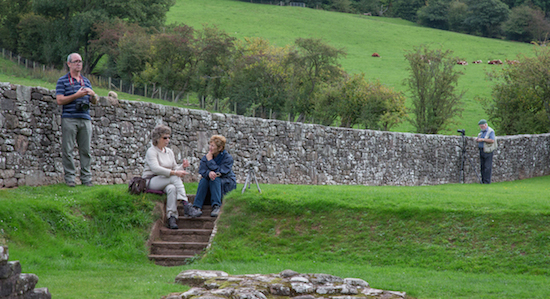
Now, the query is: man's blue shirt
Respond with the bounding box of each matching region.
[56,73,92,120]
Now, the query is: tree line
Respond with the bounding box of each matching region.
[250,0,550,42]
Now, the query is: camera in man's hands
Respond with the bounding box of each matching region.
[75,99,89,111]
[457,129,465,135]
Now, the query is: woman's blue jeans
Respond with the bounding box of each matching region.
[193,177,222,209]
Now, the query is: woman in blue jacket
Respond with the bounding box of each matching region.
[192,135,236,217]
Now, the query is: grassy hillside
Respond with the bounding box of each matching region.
[0,0,536,135]
[167,0,535,135]
[1,178,550,298]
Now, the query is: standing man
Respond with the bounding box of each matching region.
[56,53,97,187]
[475,119,496,184]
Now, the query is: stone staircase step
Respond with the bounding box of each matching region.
[158,227,212,242]
[150,241,209,256]
[177,216,216,229]
[148,254,196,266]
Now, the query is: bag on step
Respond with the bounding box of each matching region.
[128,176,147,195]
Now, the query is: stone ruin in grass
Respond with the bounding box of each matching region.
[162,269,406,299]
[0,245,51,299]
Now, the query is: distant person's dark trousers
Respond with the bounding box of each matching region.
[479,149,493,184]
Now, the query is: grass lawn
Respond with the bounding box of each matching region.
[2,177,550,298]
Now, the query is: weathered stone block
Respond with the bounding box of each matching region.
[2,90,16,100]
[0,246,8,264]
[0,260,21,279]
[16,85,32,102]
[14,273,39,295]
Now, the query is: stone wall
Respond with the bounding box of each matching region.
[1,82,549,188]
[0,246,51,299]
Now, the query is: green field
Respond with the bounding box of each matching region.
[167,0,536,135]
[1,178,550,298]
[1,0,536,135]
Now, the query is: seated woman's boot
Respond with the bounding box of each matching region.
[168,216,178,229]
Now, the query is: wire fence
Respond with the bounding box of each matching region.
[0,47,202,107]
[1,47,292,119]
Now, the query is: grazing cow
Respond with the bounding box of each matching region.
[372,52,380,57]
[472,60,483,64]
[488,59,503,65]
[506,59,519,65]
[457,60,468,65]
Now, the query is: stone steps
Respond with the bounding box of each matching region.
[147,194,219,266]
[0,246,51,299]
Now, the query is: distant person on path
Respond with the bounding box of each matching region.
[143,125,201,229]
[475,119,496,184]
[56,53,98,187]
[192,135,236,217]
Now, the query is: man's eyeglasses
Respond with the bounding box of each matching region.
[70,60,83,64]
[163,136,171,140]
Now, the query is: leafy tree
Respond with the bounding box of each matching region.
[140,25,197,100]
[392,0,425,22]
[447,0,469,33]
[290,38,346,122]
[503,4,550,43]
[504,5,533,42]
[8,0,174,72]
[0,0,31,51]
[417,0,450,30]
[194,25,236,106]
[361,80,407,131]
[526,6,550,43]
[88,19,149,80]
[311,82,343,126]
[227,38,294,118]
[16,13,49,61]
[352,0,383,15]
[332,0,353,12]
[483,44,550,134]
[404,45,465,134]
[464,0,510,37]
[113,27,151,83]
[312,74,407,130]
[336,73,372,128]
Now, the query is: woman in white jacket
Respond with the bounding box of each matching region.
[142,125,201,229]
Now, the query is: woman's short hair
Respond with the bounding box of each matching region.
[151,125,171,146]
[210,135,226,151]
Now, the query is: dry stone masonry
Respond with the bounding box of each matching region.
[165,269,405,299]
[0,246,51,299]
[1,82,549,188]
